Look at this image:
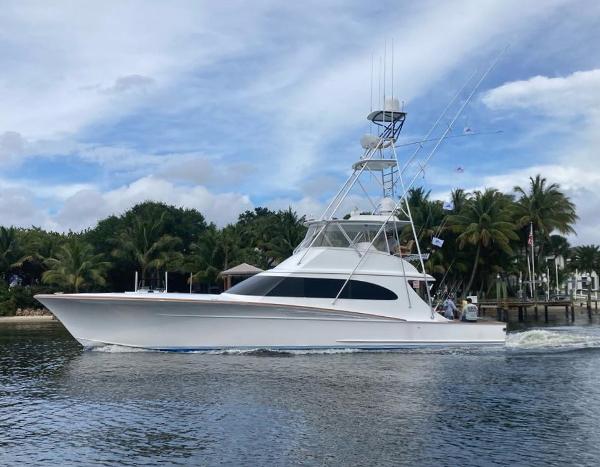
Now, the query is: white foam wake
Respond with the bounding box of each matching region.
[506,328,600,351]
[87,345,362,355]
[88,344,152,353]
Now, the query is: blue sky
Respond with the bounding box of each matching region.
[1,0,600,244]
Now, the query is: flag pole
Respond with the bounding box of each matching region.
[527,254,533,299]
[530,222,536,302]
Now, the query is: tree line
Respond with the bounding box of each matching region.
[402,175,598,299]
[1,173,599,315]
[0,203,306,314]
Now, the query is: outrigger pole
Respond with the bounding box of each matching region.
[330,49,506,317]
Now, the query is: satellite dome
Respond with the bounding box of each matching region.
[360,134,380,149]
[384,97,400,112]
[380,197,396,214]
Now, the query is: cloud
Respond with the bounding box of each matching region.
[0,131,25,164]
[0,1,272,139]
[248,0,571,189]
[0,187,49,228]
[480,68,600,245]
[102,75,155,94]
[482,69,600,118]
[53,176,253,231]
[1,0,598,244]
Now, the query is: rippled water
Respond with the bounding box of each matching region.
[3,322,600,466]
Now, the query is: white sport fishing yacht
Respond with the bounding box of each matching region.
[36,94,506,350]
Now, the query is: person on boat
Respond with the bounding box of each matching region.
[461,298,478,322]
[442,296,458,320]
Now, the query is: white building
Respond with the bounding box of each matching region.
[566,270,599,300]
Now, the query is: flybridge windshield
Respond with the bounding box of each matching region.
[295,221,399,254]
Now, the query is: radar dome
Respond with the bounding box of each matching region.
[360,134,380,149]
[380,197,396,214]
[384,97,400,112]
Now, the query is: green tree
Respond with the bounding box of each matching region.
[111,213,183,288]
[513,175,578,252]
[187,225,228,287]
[256,208,306,265]
[0,226,23,282]
[42,241,110,292]
[449,188,519,294]
[14,228,65,285]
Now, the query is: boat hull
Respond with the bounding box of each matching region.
[36,294,506,350]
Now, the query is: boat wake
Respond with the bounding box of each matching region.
[506,327,600,352]
[85,328,600,354]
[87,345,363,355]
[88,344,152,353]
[201,348,364,356]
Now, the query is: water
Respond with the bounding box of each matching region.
[3,322,600,466]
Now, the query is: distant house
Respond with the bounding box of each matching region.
[566,270,599,300]
[220,263,263,290]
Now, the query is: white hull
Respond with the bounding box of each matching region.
[36,294,506,350]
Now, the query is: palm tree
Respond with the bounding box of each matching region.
[111,214,182,287]
[400,188,445,244]
[0,226,23,281]
[187,226,224,287]
[42,241,110,292]
[513,175,578,247]
[258,208,306,264]
[450,188,470,214]
[14,228,64,284]
[449,188,519,295]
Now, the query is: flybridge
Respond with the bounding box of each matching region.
[306,49,505,313]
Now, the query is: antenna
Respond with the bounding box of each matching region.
[370,54,374,135]
[370,54,374,113]
[378,56,382,127]
[391,38,394,112]
[325,48,508,312]
[383,40,387,119]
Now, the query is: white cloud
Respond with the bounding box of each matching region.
[481,68,600,245]
[482,69,600,118]
[250,0,570,188]
[2,0,598,244]
[0,131,25,164]
[0,1,272,139]
[101,75,156,94]
[0,187,49,228]
[53,176,253,231]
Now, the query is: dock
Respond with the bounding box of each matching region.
[478,298,599,323]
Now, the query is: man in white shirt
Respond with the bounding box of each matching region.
[461,297,479,322]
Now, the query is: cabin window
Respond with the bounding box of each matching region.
[226,276,397,300]
[224,275,283,296]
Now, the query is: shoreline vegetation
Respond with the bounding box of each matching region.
[1,174,599,317]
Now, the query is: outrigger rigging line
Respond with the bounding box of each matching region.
[317,48,507,317]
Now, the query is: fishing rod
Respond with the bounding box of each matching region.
[391,47,508,316]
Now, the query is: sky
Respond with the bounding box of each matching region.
[1,0,599,244]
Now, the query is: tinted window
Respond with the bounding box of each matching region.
[227,276,397,300]
[226,275,283,296]
[343,279,397,300]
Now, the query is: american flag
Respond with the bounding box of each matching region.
[528,224,534,246]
